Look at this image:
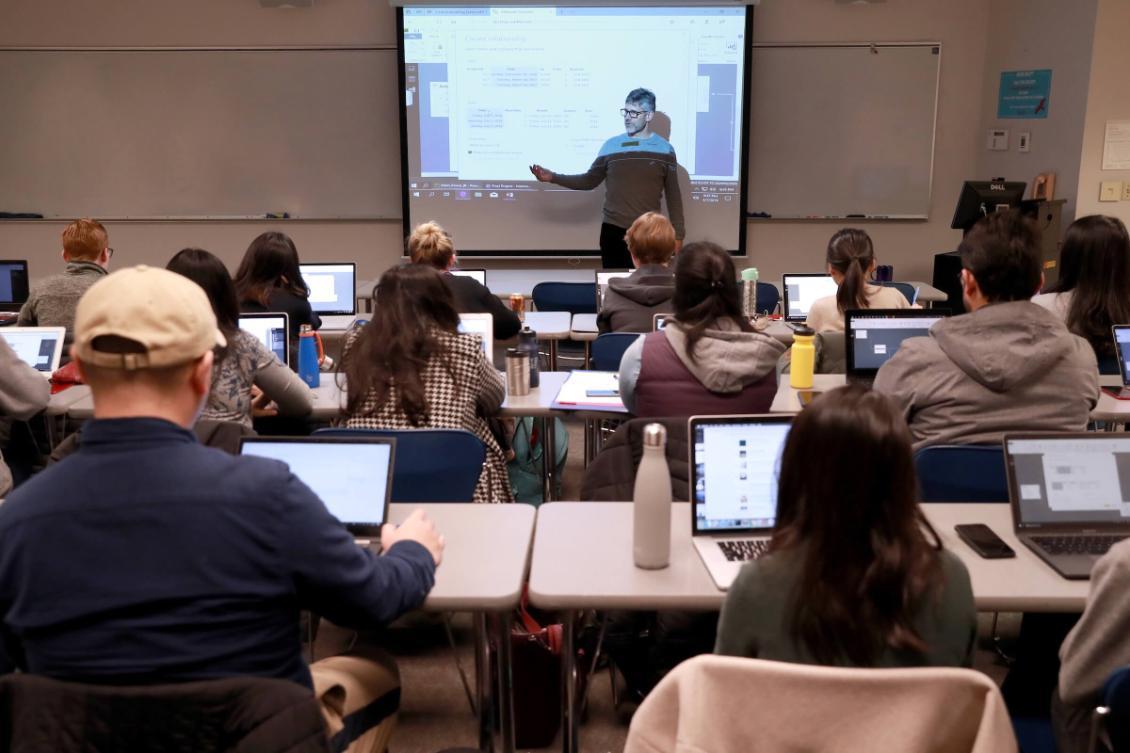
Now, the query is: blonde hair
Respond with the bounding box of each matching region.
[407,221,455,269]
[62,218,108,262]
[625,212,676,266]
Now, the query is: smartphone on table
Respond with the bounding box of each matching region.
[954,524,1016,559]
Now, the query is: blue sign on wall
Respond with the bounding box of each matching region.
[998,69,1052,119]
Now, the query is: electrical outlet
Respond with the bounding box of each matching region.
[1123,182,1130,201]
[1018,132,1031,152]
[1100,181,1121,202]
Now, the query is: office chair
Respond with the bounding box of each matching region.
[914,445,1008,502]
[756,281,780,315]
[877,280,918,304]
[589,333,642,372]
[531,282,598,316]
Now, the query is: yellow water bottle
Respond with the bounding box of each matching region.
[790,326,816,390]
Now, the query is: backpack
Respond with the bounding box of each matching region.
[507,416,568,505]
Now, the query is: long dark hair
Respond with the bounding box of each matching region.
[1049,215,1130,359]
[341,264,460,425]
[827,228,875,313]
[772,385,943,665]
[166,247,238,362]
[672,241,753,362]
[233,231,309,307]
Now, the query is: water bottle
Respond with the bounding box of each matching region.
[298,324,320,388]
[517,326,539,388]
[634,423,672,570]
[741,267,759,318]
[790,325,816,391]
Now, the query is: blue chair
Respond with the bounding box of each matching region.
[590,333,642,371]
[531,282,598,315]
[314,427,485,503]
[877,280,918,304]
[913,445,1008,502]
[1099,666,1130,753]
[756,281,780,315]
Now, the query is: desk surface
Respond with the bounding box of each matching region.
[521,311,572,339]
[46,385,90,417]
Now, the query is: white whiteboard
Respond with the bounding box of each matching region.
[747,44,940,220]
[0,48,401,219]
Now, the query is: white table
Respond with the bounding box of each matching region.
[903,280,948,305]
[46,385,90,417]
[522,311,573,370]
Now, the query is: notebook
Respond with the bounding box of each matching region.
[450,268,487,286]
[781,273,838,322]
[238,313,289,365]
[1107,325,1130,398]
[299,262,358,329]
[458,313,493,358]
[1005,433,1130,579]
[239,436,395,540]
[0,327,66,377]
[0,260,30,313]
[689,414,792,590]
[845,308,950,385]
[595,270,632,310]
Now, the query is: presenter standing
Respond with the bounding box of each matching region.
[530,88,685,269]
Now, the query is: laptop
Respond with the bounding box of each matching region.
[845,308,950,386]
[781,273,838,323]
[458,313,493,357]
[299,262,358,329]
[1106,325,1130,399]
[689,414,792,590]
[0,260,30,314]
[239,436,395,541]
[595,270,632,310]
[1004,433,1130,579]
[238,313,289,365]
[450,268,487,286]
[0,327,66,377]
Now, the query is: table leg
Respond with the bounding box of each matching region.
[549,340,559,371]
[583,340,591,369]
[494,612,515,753]
[474,612,495,753]
[561,610,579,753]
[540,416,557,502]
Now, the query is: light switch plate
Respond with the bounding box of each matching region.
[1018,132,1031,152]
[987,129,1009,151]
[1100,181,1121,202]
[1123,182,1130,201]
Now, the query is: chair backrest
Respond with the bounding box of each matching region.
[914,445,1009,503]
[878,280,918,304]
[756,281,780,315]
[624,655,1017,753]
[314,427,485,503]
[0,673,330,753]
[531,282,598,315]
[1100,666,1130,753]
[590,332,642,371]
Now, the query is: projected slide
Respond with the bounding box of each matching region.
[401,6,748,255]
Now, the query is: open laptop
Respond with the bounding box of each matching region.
[238,312,289,365]
[0,327,65,377]
[1005,433,1130,579]
[450,268,487,286]
[299,262,358,329]
[1106,325,1130,399]
[0,260,30,315]
[845,308,950,386]
[689,414,792,590]
[652,313,670,331]
[458,313,493,358]
[239,436,395,542]
[595,270,632,311]
[781,273,838,323]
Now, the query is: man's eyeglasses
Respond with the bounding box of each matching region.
[106,247,115,258]
[620,108,648,119]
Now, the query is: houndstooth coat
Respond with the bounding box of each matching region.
[339,328,514,503]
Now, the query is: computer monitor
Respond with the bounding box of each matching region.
[951,180,1027,232]
[0,260,30,312]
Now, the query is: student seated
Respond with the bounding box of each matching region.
[338,264,514,503]
[597,211,677,333]
[0,338,51,496]
[234,231,321,345]
[407,221,521,341]
[18,218,112,355]
[874,211,1099,450]
[1032,215,1130,373]
[167,248,312,429]
[0,267,443,752]
[804,228,909,333]
[715,385,975,667]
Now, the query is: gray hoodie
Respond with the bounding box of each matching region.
[873,300,1099,450]
[596,264,675,334]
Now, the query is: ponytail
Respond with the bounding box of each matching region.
[828,228,875,313]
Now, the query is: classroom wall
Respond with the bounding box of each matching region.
[976,0,1097,227]
[1074,0,1130,225]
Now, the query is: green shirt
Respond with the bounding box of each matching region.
[715,546,976,668]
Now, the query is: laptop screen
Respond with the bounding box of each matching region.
[458,313,493,357]
[1007,435,1130,529]
[846,310,949,374]
[239,314,289,365]
[1,327,64,374]
[782,274,838,321]
[299,263,357,315]
[0,260,30,309]
[691,416,792,533]
[450,269,486,285]
[239,437,394,533]
[1114,326,1130,385]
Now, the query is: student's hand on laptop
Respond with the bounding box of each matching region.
[250,386,278,417]
[381,509,445,566]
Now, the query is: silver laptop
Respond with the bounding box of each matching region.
[781,273,838,322]
[689,414,792,590]
[458,313,493,358]
[450,268,487,286]
[239,436,395,542]
[238,312,289,365]
[845,308,950,386]
[299,262,358,329]
[1107,325,1130,399]
[595,270,632,310]
[0,326,66,378]
[1005,433,1130,580]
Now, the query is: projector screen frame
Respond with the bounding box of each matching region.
[396,5,754,258]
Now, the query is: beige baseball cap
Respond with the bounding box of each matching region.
[73,265,226,370]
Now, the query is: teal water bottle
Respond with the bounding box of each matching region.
[298,324,320,388]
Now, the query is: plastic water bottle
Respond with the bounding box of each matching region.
[741,267,759,318]
[298,324,320,388]
[634,423,672,570]
[518,326,539,388]
[790,325,816,390]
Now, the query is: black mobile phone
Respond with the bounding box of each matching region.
[954,524,1016,559]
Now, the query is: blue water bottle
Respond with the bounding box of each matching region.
[518,326,539,388]
[298,324,320,388]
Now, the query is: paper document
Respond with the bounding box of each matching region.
[552,371,627,413]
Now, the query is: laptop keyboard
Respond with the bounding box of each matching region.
[1031,534,1128,556]
[718,539,770,562]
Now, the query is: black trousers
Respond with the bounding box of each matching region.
[599,222,632,269]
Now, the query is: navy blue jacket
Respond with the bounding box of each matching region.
[0,418,435,688]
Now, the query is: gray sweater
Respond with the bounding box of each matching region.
[18,261,109,356]
[0,339,51,496]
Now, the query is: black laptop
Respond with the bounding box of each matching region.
[845,308,950,385]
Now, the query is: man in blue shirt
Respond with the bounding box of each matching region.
[531,87,685,268]
[0,266,443,750]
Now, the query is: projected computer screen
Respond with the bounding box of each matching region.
[400,6,750,256]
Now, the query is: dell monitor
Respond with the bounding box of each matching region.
[951,180,1027,233]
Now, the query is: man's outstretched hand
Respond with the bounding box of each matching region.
[529,164,554,182]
